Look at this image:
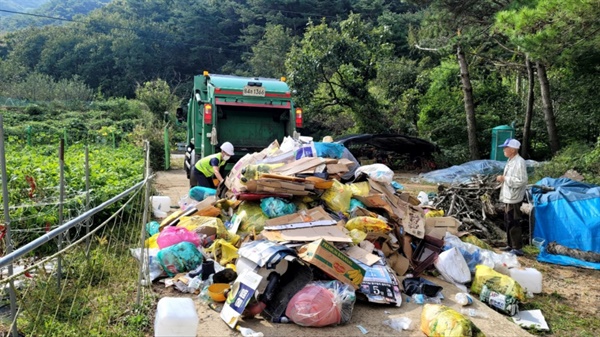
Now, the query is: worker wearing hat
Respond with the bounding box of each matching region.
[496,138,528,256]
[193,142,235,188]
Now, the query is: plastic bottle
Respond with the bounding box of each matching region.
[411,294,425,304]
[460,308,488,318]
[271,316,290,323]
[411,294,441,305]
[455,293,473,306]
[236,326,264,337]
[509,267,542,294]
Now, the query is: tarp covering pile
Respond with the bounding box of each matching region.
[532,177,600,269]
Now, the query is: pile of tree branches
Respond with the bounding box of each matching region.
[431,175,506,241]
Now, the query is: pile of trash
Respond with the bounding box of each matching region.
[135,137,548,336]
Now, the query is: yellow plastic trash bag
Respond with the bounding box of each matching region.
[205,239,239,266]
[178,215,240,246]
[241,163,284,182]
[461,234,492,250]
[421,304,485,337]
[236,201,268,234]
[349,181,370,197]
[425,209,445,218]
[145,232,159,249]
[345,216,391,233]
[471,265,526,302]
[321,180,352,213]
[349,229,368,244]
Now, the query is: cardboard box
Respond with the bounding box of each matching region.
[298,239,366,289]
[220,270,263,328]
[424,216,461,240]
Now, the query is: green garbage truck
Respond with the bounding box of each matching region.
[180,71,302,186]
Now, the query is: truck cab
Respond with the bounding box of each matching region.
[184,72,302,186]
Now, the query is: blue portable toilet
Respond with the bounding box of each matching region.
[491,125,515,161]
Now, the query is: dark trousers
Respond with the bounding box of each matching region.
[504,203,523,249]
[193,167,216,189]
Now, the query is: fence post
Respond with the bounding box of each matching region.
[85,145,91,257]
[137,141,151,305]
[57,139,65,289]
[63,129,68,148]
[26,125,32,146]
[0,115,20,337]
[164,124,170,170]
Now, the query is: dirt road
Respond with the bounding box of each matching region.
[152,169,535,337]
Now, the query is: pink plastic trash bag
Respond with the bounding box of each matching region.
[285,284,341,327]
[157,226,200,249]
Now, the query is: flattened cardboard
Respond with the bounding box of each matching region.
[424,216,461,239]
[346,246,380,266]
[337,158,355,168]
[397,192,421,206]
[326,163,349,174]
[261,225,352,243]
[264,206,333,227]
[262,207,351,243]
[401,204,425,239]
[272,157,325,176]
[387,252,410,276]
[298,238,366,289]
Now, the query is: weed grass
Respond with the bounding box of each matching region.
[13,244,156,337]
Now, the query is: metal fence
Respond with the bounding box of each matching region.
[0,117,154,336]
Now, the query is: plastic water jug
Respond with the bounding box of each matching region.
[509,267,542,294]
[155,297,198,337]
[150,196,172,212]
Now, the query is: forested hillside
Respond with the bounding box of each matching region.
[0,0,598,165]
[0,0,110,31]
[0,0,48,16]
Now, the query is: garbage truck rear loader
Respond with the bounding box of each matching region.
[182,72,302,186]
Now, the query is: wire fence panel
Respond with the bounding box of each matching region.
[0,182,155,337]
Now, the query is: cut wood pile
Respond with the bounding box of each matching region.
[431,175,506,242]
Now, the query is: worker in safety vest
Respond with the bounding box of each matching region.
[193,142,235,188]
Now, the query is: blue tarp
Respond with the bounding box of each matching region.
[532,177,600,269]
[419,159,540,184]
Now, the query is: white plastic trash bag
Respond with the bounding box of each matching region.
[355,164,394,183]
[434,247,471,284]
[443,232,520,273]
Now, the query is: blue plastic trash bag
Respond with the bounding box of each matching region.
[314,142,344,159]
[260,197,297,218]
[391,181,404,190]
[157,241,204,277]
[145,221,160,237]
[189,186,216,201]
[349,198,365,212]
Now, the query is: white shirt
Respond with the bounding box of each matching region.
[500,154,528,204]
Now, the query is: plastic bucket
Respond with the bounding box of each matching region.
[155,297,198,337]
[532,237,545,249]
[150,196,171,212]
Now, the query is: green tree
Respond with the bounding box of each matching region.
[418,59,520,164]
[249,24,296,78]
[135,79,180,123]
[496,0,600,155]
[287,14,394,134]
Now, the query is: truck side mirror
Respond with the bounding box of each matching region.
[176,107,187,122]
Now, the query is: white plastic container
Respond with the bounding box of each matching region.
[150,196,171,212]
[155,297,198,337]
[509,267,542,294]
